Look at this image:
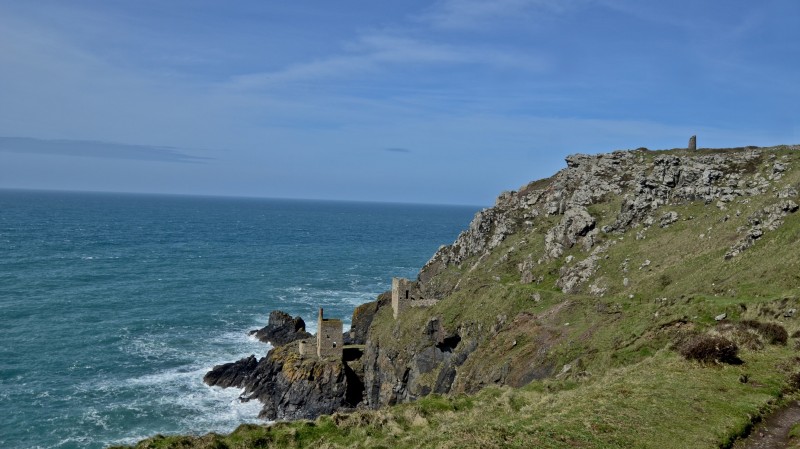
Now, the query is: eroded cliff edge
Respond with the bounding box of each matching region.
[206,144,800,421]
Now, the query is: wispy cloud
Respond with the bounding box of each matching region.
[419,0,585,30]
[385,147,412,153]
[227,34,546,90]
[0,137,212,163]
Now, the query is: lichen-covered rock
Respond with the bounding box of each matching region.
[347,293,389,345]
[556,241,615,294]
[417,147,790,297]
[362,316,476,408]
[518,255,535,284]
[660,211,679,228]
[205,343,361,421]
[544,207,596,259]
[725,200,799,259]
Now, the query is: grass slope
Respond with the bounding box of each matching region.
[116,146,800,449]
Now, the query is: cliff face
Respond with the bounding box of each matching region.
[420,147,787,295]
[204,343,361,420]
[206,144,800,420]
[125,144,800,448]
[361,145,800,409]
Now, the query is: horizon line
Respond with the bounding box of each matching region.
[0,186,488,209]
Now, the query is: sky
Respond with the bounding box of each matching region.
[0,0,798,206]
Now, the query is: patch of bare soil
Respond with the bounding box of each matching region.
[734,401,800,449]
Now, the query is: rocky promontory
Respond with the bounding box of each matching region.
[207,307,372,420]
[206,144,800,422]
[205,342,362,420]
[122,144,800,449]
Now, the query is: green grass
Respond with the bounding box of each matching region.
[118,346,798,449]
[115,146,800,449]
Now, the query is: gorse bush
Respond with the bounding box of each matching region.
[678,334,740,364]
[740,320,788,345]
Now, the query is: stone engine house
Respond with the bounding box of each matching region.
[391,277,436,319]
[315,308,343,359]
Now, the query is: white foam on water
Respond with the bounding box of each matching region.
[86,324,272,448]
[82,409,110,431]
[55,436,93,448]
[82,284,379,447]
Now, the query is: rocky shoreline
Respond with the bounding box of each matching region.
[204,296,385,420]
[117,144,800,449]
[205,145,800,423]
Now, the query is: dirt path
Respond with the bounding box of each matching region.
[734,401,800,449]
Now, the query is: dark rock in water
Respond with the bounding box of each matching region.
[204,355,259,388]
[205,343,363,421]
[250,310,312,346]
[205,306,379,420]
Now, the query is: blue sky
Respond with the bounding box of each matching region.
[0,0,797,205]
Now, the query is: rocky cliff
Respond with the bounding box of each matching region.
[206,144,800,421]
[204,342,362,420]
[361,144,800,409]
[124,144,800,449]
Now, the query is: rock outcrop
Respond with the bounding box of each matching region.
[205,342,361,420]
[250,310,312,346]
[356,146,799,412]
[346,292,389,345]
[208,145,800,423]
[725,199,799,259]
[363,318,476,407]
[203,355,258,388]
[419,147,796,298]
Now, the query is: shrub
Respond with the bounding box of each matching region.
[740,320,788,345]
[678,334,741,364]
[789,372,800,391]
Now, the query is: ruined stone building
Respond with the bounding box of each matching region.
[316,308,343,359]
[391,277,436,319]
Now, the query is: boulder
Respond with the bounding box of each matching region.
[251,310,312,346]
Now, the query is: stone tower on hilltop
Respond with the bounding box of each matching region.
[316,308,343,359]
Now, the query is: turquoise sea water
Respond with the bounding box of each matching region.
[0,190,478,449]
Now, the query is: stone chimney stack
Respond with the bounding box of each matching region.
[688,135,697,151]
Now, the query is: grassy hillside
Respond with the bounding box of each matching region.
[117,145,800,449]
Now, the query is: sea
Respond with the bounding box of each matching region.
[0,189,479,449]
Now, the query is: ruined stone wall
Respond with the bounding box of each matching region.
[317,317,343,359]
[392,277,435,319]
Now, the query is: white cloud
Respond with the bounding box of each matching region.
[419,0,584,30]
[226,33,546,90]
